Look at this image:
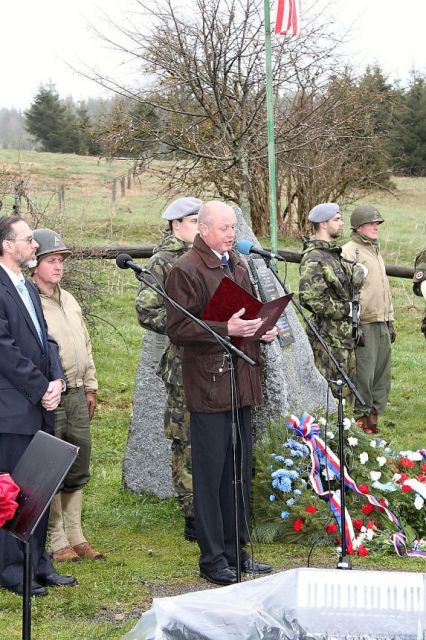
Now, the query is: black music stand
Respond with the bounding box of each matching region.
[3,431,79,640]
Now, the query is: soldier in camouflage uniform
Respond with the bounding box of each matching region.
[135,197,202,541]
[299,203,364,404]
[413,248,426,339]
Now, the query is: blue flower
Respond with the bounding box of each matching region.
[269,494,276,502]
[280,511,290,519]
[286,498,295,506]
[272,454,285,462]
[293,489,302,496]
[284,458,294,467]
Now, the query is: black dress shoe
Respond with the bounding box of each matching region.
[37,572,77,587]
[4,580,48,597]
[199,566,237,586]
[240,558,272,574]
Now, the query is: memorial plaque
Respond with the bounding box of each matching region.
[247,258,295,347]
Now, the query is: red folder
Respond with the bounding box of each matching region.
[202,276,293,345]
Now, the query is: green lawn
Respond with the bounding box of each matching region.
[0,150,424,639]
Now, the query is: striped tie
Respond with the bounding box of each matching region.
[16,280,44,348]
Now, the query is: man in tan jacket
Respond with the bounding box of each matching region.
[342,205,395,434]
[32,228,103,562]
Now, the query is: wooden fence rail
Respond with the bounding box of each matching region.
[70,245,415,280]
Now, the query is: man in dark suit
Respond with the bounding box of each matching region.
[0,215,76,596]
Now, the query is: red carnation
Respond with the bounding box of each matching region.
[401,484,412,493]
[0,473,20,527]
[357,545,368,557]
[292,518,304,532]
[325,523,337,534]
[395,472,408,484]
[398,457,415,469]
[416,474,426,483]
[305,505,318,514]
[421,463,426,473]
[377,498,388,510]
[361,503,374,515]
[353,519,363,530]
[358,484,369,494]
[366,520,376,529]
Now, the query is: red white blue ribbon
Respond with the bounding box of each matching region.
[288,413,425,558]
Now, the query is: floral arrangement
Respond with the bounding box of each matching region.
[253,413,425,558]
[0,473,20,527]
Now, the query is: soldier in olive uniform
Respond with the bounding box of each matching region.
[413,248,426,339]
[342,205,395,434]
[299,203,363,403]
[135,197,201,541]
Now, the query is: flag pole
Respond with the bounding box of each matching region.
[263,0,278,255]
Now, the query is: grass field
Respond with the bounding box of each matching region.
[0,150,425,639]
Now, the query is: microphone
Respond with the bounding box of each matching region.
[116,253,146,274]
[236,240,285,261]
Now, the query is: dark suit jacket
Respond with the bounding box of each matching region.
[0,265,63,435]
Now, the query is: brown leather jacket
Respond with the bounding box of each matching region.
[165,234,263,413]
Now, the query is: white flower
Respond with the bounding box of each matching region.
[366,528,375,541]
[348,436,358,447]
[414,495,424,510]
[369,440,377,449]
[393,473,402,482]
[360,527,367,534]
[359,452,369,464]
[370,470,382,482]
[408,451,422,462]
[322,468,336,480]
[378,440,387,448]
[318,417,327,426]
[326,431,335,439]
[343,418,352,431]
[376,456,387,467]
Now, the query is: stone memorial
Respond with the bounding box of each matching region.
[123,210,334,497]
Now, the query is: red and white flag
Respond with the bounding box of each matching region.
[275,0,301,36]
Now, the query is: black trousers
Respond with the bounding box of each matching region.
[190,407,252,572]
[0,433,55,588]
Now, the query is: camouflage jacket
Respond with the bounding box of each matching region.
[135,230,191,386]
[299,238,355,349]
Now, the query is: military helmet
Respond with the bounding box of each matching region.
[350,205,384,229]
[33,228,72,262]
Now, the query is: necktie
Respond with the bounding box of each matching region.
[16,281,44,348]
[221,255,232,272]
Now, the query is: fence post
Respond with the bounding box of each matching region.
[112,179,117,214]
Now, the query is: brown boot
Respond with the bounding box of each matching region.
[355,416,376,435]
[51,545,81,562]
[73,542,105,560]
[368,412,379,433]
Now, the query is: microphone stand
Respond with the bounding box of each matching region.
[123,264,255,582]
[260,256,365,570]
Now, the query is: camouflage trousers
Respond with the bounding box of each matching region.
[163,382,193,519]
[310,338,356,406]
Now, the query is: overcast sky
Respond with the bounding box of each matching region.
[3,0,426,111]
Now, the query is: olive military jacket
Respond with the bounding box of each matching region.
[299,238,354,350]
[135,231,191,387]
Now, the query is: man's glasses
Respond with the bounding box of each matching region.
[11,236,36,244]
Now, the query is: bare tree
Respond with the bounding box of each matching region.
[89,0,394,234]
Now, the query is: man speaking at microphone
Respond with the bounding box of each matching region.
[165,201,277,586]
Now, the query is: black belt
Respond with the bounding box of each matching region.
[62,386,82,396]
